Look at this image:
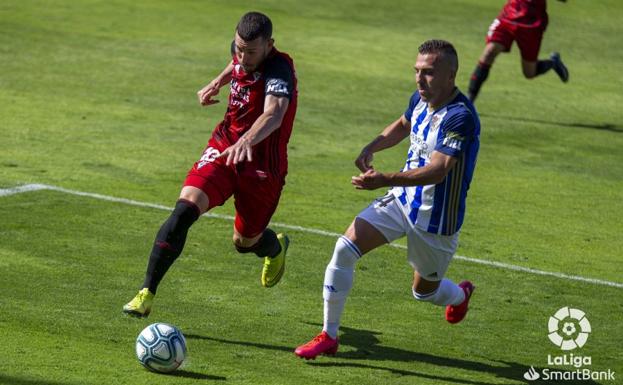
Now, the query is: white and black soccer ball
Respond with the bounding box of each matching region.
[135,323,187,373]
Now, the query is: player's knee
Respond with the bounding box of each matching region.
[167,199,200,234]
[522,66,537,79]
[482,44,500,64]
[233,234,255,253]
[232,232,257,251]
[328,236,361,268]
[232,233,244,249]
[523,71,536,79]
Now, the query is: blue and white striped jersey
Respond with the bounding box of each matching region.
[389,90,480,236]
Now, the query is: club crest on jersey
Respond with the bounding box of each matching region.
[430,114,442,131]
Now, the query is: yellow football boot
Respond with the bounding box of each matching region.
[123,288,154,318]
[261,233,289,288]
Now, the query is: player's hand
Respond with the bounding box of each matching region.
[355,147,374,172]
[351,169,389,190]
[218,137,253,166]
[197,79,221,106]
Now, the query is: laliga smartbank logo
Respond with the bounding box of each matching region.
[522,307,616,382]
[548,306,590,350]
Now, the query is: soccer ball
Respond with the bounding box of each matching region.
[135,323,187,373]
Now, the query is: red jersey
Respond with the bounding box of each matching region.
[499,0,548,28]
[210,48,298,179]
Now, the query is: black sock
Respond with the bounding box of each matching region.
[235,228,281,258]
[468,61,491,102]
[536,59,554,76]
[142,199,200,293]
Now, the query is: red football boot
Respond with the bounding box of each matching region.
[294,331,339,360]
[445,281,475,324]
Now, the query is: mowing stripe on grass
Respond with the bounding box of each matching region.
[3,183,623,289]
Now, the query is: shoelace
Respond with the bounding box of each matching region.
[303,333,327,347]
[133,291,148,305]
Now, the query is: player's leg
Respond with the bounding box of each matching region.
[123,188,206,318]
[232,175,287,288]
[468,18,513,102]
[524,54,568,81]
[232,225,289,288]
[518,26,568,81]
[140,186,207,293]
[295,194,404,359]
[323,217,388,336]
[123,150,235,317]
[468,42,504,101]
[407,227,475,323]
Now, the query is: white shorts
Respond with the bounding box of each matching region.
[357,194,459,281]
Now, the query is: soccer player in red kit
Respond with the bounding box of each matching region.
[123,11,297,318]
[468,0,569,102]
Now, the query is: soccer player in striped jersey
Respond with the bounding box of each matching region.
[468,0,569,102]
[295,40,480,359]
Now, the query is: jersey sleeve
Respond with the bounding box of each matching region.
[435,108,476,158]
[404,92,421,121]
[264,57,294,99]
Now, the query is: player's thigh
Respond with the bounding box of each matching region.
[353,193,407,255]
[406,226,459,285]
[516,26,544,63]
[233,175,284,239]
[183,151,236,213]
[485,18,514,58]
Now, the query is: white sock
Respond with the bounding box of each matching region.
[413,278,465,306]
[436,278,465,306]
[323,301,344,339]
[322,236,361,339]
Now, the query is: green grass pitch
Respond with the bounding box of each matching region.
[1,1,622,384]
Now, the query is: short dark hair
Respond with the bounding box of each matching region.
[236,12,272,41]
[418,39,458,72]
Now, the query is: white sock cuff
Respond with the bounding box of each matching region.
[412,286,439,301]
[337,236,361,259]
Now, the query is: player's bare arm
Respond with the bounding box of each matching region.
[355,115,411,172]
[197,60,235,106]
[351,151,457,190]
[219,94,289,165]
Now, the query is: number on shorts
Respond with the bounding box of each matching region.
[197,147,220,169]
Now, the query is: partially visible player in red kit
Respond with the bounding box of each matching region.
[468,0,569,102]
[123,11,297,318]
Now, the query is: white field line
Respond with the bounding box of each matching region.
[3,183,622,289]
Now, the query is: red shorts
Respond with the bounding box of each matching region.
[184,145,285,238]
[486,18,546,62]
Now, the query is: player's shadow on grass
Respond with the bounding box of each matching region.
[479,113,623,134]
[168,369,226,381]
[187,326,602,385]
[312,325,602,385]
